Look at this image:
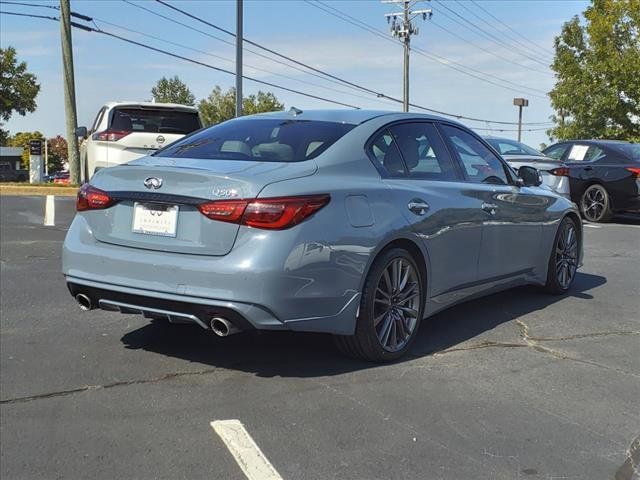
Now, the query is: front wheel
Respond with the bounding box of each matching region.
[544,217,580,294]
[580,184,612,223]
[334,248,424,362]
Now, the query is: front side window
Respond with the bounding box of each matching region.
[155,118,355,162]
[388,123,458,181]
[440,125,510,185]
[90,107,106,134]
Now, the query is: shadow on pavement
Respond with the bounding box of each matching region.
[121,272,606,378]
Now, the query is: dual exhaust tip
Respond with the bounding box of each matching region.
[75,293,239,336]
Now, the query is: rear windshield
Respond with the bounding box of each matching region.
[485,138,543,156]
[110,108,201,135]
[154,118,355,162]
[610,143,640,161]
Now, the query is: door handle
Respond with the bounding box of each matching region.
[482,202,498,215]
[584,166,593,171]
[408,199,430,216]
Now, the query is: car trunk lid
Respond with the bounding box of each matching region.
[86,157,317,256]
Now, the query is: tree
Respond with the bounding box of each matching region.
[198,86,284,126]
[548,0,640,141]
[46,135,68,172]
[0,47,41,143]
[7,131,44,168]
[151,76,195,106]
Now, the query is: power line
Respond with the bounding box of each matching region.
[308,0,549,98]
[307,1,552,123]
[0,9,56,20]
[470,0,555,58]
[0,10,360,109]
[431,0,550,68]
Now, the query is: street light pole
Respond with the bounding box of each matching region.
[235,0,243,117]
[513,97,529,142]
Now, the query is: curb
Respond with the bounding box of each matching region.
[0,185,78,197]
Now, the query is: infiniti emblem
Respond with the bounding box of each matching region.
[156,135,165,144]
[144,177,163,190]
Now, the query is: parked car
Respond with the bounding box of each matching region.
[484,137,570,199]
[542,140,640,222]
[63,110,583,362]
[76,102,203,179]
[0,161,28,182]
[53,171,70,185]
[45,170,70,183]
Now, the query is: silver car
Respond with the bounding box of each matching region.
[484,136,571,200]
[63,110,583,362]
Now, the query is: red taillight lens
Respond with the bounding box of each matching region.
[626,167,640,177]
[198,200,248,223]
[91,129,130,142]
[549,167,570,176]
[76,184,115,211]
[197,194,330,230]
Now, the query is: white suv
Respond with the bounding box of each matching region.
[77,102,203,179]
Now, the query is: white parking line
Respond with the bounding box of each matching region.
[211,420,283,480]
[44,195,55,226]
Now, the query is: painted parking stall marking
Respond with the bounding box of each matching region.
[211,419,283,480]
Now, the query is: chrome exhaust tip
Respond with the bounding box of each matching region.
[210,317,240,337]
[75,293,93,311]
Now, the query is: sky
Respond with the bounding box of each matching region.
[1,0,591,149]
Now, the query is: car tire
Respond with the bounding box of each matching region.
[580,184,613,223]
[334,248,424,362]
[544,216,580,295]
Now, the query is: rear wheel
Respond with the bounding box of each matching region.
[580,184,612,223]
[335,248,424,362]
[544,216,580,294]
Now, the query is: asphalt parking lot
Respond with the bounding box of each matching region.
[1,195,639,480]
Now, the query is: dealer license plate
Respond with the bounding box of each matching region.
[132,203,178,237]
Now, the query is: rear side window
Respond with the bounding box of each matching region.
[440,125,510,185]
[387,123,458,180]
[155,119,355,162]
[611,143,640,162]
[110,108,201,135]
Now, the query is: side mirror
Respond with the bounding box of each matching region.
[75,126,88,139]
[518,165,542,187]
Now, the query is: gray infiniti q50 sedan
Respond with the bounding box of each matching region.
[63,109,583,362]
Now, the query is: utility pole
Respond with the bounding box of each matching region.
[384,0,432,112]
[235,0,243,117]
[513,97,529,142]
[60,0,81,184]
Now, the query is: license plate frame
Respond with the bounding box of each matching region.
[132,202,179,237]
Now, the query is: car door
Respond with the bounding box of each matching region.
[367,121,484,297]
[438,124,552,282]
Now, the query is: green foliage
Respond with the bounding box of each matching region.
[549,0,640,141]
[8,131,44,169]
[0,47,41,144]
[151,76,195,106]
[198,86,284,126]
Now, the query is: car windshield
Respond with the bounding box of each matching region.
[154,118,356,162]
[110,108,201,135]
[485,138,543,156]
[610,143,640,161]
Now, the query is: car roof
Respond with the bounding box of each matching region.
[554,139,636,146]
[249,108,465,126]
[103,101,199,112]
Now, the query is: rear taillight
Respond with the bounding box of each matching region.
[91,129,130,142]
[198,194,330,230]
[76,184,116,211]
[626,167,640,177]
[549,167,570,176]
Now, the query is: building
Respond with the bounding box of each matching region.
[0,147,23,170]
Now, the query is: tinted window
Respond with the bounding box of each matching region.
[110,108,201,135]
[155,118,355,162]
[368,130,405,176]
[543,143,570,160]
[610,143,640,162]
[388,123,458,180]
[485,138,542,156]
[441,125,510,185]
